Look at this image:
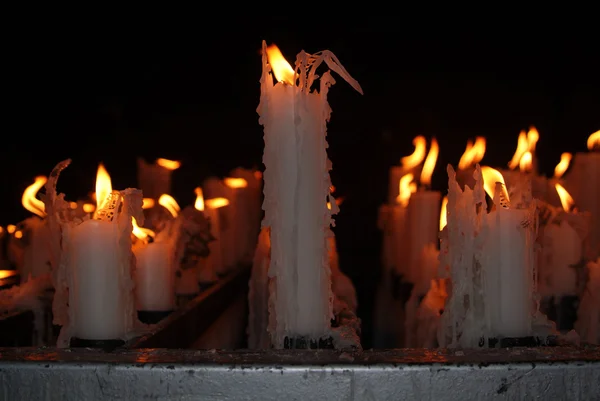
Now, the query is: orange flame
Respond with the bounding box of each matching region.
[224,177,248,189]
[527,126,539,152]
[588,130,600,151]
[553,152,572,178]
[95,163,112,210]
[194,187,205,212]
[7,225,16,234]
[401,136,427,170]
[156,158,181,171]
[458,137,486,170]
[519,151,533,173]
[254,171,263,180]
[555,183,575,212]
[142,198,155,209]
[205,197,230,209]
[14,230,23,239]
[83,203,96,213]
[266,44,295,86]
[158,194,180,218]
[420,138,439,186]
[481,166,510,204]
[21,176,47,217]
[132,217,155,240]
[508,130,529,170]
[396,173,417,207]
[440,196,448,231]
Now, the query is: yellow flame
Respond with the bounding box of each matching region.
[83,203,96,213]
[440,196,448,231]
[156,158,181,170]
[519,151,533,173]
[420,138,439,186]
[142,198,155,209]
[21,176,47,217]
[508,130,529,170]
[14,230,23,239]
[0,270,17,280]
[458,137,486,170]
[158,194,180,218]
[266,44,295,86]
[224,177,248,189]
[588,130,600,151]
[0,226,3,234]
[553,152,572,178]
[7,225,16,234]
[205,197,230,209]
[132,217,155,240]
[527,126,539,152]
[327,202,332,210]
[95,163,112,210]
[555,183,575,212]
[330,185,336,193]
[481,166,509,203]
[401,136,427,170]
[396,173,417,207]
[194,187,205,211]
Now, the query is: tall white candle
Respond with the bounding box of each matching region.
[539,220,581,298]
[223,177,251,266]
[203,177,237,271]
[248,226,271,349]
[136,157,180,200]
[230,167,263,257]
[258,41,362,347]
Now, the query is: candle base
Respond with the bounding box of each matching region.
[483,335,559,348]
[283,336,334,350]
[137,310,173,325]
[69,337,125,351]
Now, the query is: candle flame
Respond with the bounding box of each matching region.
[265,44,295,86]
[0,226,3,235]
[458,137,486,170]
[95,163,112,210]
[194,187,205,211]
[401,136,427,170]
[224,177,248,189]
[0,270,17,280]
[326,197,344,210]
[156,158,181,170]
[83,203,96,213]
[527,126,539,152]
[555,183,575,212]
[420,138,439,186]
[21,176,47,217]
[481,166,510,204]
[440,196,448,231]
[142,198,155,209]
[205,197,230,209]
[588,130,600,151]
[553,152,572,178]
[508,130,529,170]
[14,230,23,239]
[519,151,533,173]
[132,217,155,240]
[158,194,180,218]
[396,173,417,207]
[7,225,16,234]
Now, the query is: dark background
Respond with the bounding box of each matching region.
[3,20,598,348]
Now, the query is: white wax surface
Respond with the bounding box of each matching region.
[389,204,409,277]
[134,242,175,311]
[225,185,251,266]
[540,221,581,297]
[407,190,441,287]
[70,219,126,340]
[483,207,533,338]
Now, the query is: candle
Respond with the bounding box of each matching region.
[248,226,271,349]
[415,278,448,348]
[406,138,441,291]
[136,157,181,200]
[223,177,251,266]
[564,131,600,258]
[480,167,536,338]
[575,257,600,344]
[19,176,52,282]
[387,136,426,204]
[132,219,175,312]
[456,137,486,189]
[45,161,143,346]
[257,41,362,348]
[390,174,416,279]
[230,167,263,257]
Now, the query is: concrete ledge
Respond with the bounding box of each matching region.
[0,346,598,400]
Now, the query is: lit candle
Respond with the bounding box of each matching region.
[19,176,52,282]
[564,130,600,258]
[546,152,573,208]
[46,161,144,346]
[132,219,175,313]
[406,138,441,292]
[257,41,362,348]
[248,226,271,349]
[502,128,544,203]
[136,157,181,200]
[456,137,486,189]
[480,167,536,338]
[390,174,416,279]
[575,257,600,344]
[230,167,263,258]
[223,177,251,266]
[387,136,427,204]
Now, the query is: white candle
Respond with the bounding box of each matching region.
[203,177,237,271]
[136,157,180,200]
[575,258,600,344]
[202,197,229,277]
[248,226,271,349]
[539,220,581,298]
[223,177,251,266]
[258,41,362,347]
[230,167,263,257]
